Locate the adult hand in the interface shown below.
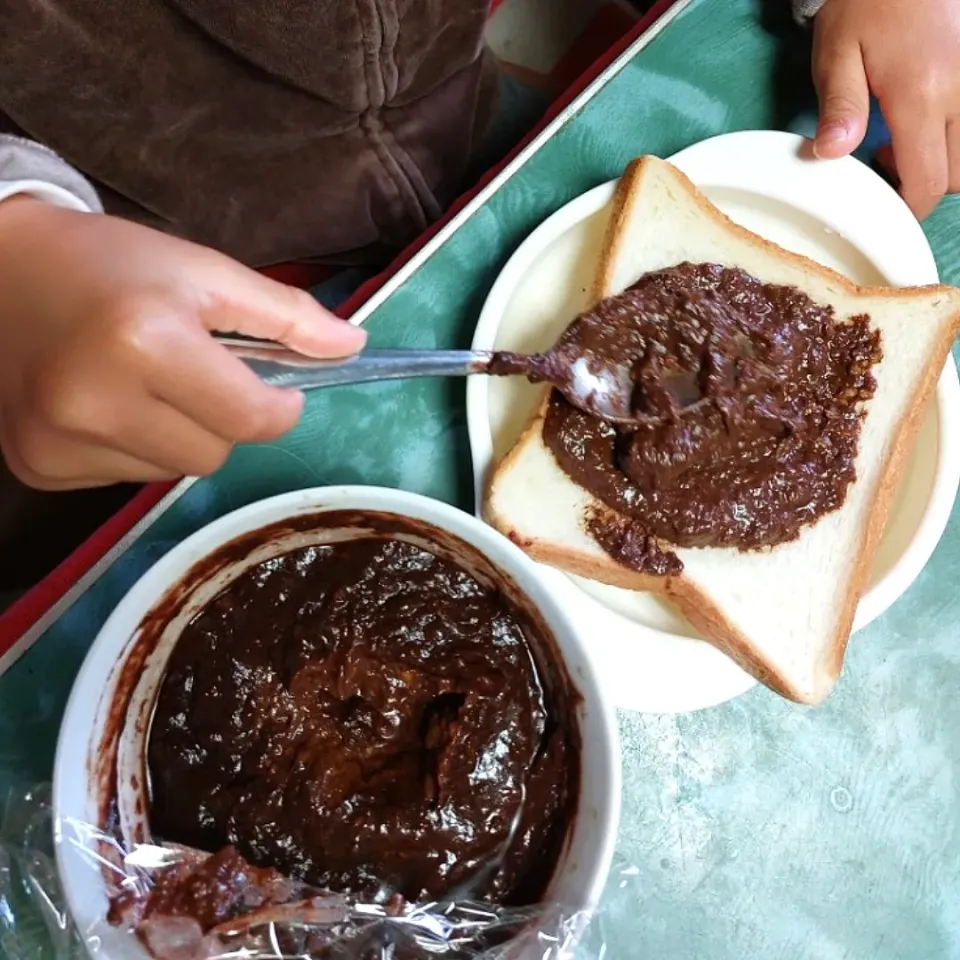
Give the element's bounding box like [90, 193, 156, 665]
[0, 198, 365, 490]
[811, 0, 960, 219]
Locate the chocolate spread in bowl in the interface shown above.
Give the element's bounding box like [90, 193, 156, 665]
[146, 524, 579, 910]
[541, 262, 882, 573]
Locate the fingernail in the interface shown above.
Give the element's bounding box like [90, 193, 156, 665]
[814, 121, 849, 156]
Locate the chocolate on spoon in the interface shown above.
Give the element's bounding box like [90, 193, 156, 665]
[486, 347, 724, 427]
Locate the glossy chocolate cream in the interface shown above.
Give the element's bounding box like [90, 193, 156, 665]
[147, 530, 580, 909]
[539, 262, 882, 573]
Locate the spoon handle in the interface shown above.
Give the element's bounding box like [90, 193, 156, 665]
[219, 338, 493, 390]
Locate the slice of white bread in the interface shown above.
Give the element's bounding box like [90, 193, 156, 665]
[485, 155, 960, 704]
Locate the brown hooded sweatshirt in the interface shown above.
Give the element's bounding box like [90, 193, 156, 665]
[0, 0, 498, 267]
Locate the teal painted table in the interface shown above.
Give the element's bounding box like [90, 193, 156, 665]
[4, 1, 960, 956]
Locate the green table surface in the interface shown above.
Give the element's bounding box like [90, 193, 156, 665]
[5, 0, 960, 956]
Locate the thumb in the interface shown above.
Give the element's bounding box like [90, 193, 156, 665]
[813, 43, 870, 160]
[203, 268, 367, 359]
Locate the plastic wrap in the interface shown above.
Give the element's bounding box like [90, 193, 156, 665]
[0, 784, 605, 960]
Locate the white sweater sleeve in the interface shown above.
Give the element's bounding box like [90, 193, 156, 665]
[0, 134, 102, 213]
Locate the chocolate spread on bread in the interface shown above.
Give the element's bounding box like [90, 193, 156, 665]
[147, 535, 579, 908]
[540, 262, 882, 573]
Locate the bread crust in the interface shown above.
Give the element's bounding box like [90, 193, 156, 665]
[595, 156, 960, 305]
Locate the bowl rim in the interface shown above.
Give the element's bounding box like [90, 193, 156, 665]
[53, 486, 622, 957]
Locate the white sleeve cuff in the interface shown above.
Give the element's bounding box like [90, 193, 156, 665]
[0, 134, 103, 213]
[0, 179, 94, 212]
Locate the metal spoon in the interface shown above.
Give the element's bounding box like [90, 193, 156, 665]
[219, 337, 666, 426]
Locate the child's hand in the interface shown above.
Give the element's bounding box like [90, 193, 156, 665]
[812, 0, 960, 219]
[0, 198, 366, 490]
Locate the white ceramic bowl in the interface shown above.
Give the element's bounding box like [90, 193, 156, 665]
[53, 487, 621, 959]
[468, 131, 960, 714]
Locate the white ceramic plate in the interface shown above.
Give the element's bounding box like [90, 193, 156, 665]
[467, 130, 960, 715]
[53, 488, 621, 959]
